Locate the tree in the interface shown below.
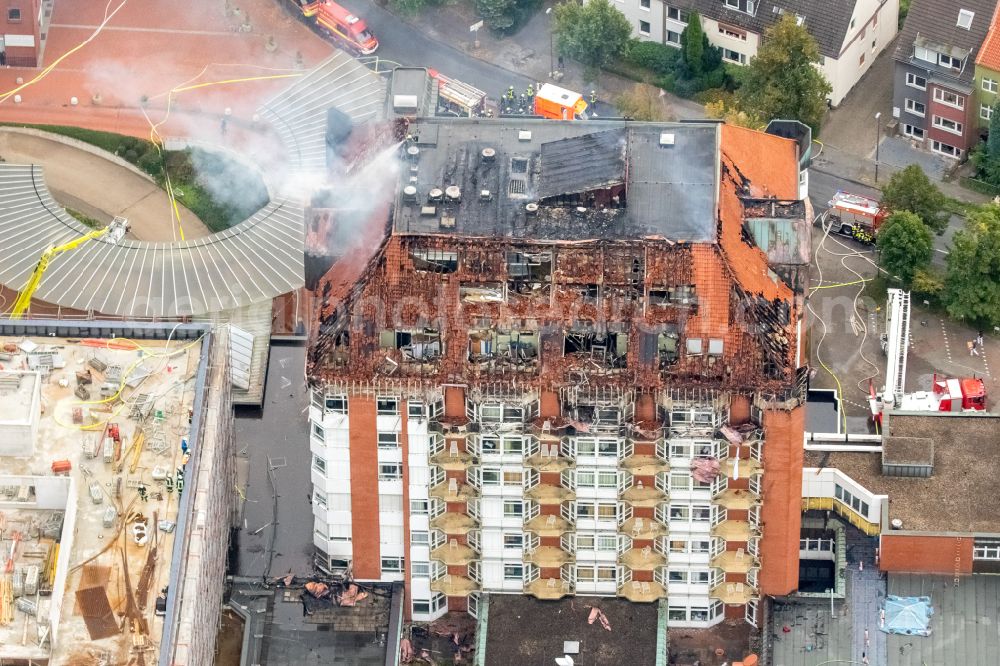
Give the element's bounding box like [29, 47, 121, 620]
[553, 0, 632, 70]
[616, 83, 674, 121]
[876, 211, 933, 284]
[476, 0, 516, 31]
[879, 164, 949, 234]
[736, 13, 831, 134]
[944, 205, 1000, 326]
[970, 101, 1000, 184]
[681, 11, 705, 75]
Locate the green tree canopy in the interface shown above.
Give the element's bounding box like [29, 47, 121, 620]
[476, 0, 516, 31]
[553, 0, 633, 70]
[681, 11, 705, 75]
[876, 211, 933, 285]
[944, 205, 1000, 326]
[736, 13, 831, 134]
[879, 164, 949, 234]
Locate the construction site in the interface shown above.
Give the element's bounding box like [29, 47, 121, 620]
[0, 321, 235, 666]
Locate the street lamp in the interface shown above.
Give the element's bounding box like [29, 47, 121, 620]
[874, 111, 882, 183]
[546, 7, 554, 78]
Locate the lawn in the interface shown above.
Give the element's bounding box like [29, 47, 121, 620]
[2, 124, 269, 233]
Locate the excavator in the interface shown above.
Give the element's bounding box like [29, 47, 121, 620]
[8, 217, 129, 319]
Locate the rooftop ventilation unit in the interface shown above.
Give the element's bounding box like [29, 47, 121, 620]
[525, 202, 538, 215]
[403, 185, 418, 202]
[445, 186, 462, 202]
[428, 188, 444, 202]
[481, 147, 496, 162]
[393, 94, 419, 111]
[518, 130, 532, 142]
[406, 145, 420, 161]
[480, 189, 492, 200]
[659, 133, 675, 146]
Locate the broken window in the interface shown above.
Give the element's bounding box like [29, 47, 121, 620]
[649, 285, 697, 307]
[658, 331, 679, 368]
[468, 330, 538, 363]
[569, 284, 600, 304]
[411, 249, 458, 273]
[460, 282, 504, 303]
[506, 250, 552, 291]
[380, 329, 442, 362]
[563, 330, 628, 368]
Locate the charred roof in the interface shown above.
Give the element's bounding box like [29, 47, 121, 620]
[394, 118, 719, 242]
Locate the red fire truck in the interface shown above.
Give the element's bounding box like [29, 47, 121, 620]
[288, 0, 379, 55]
[823, 190, 890, 245]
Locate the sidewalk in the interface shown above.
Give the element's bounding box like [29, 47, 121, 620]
[388, 1, 705, 118]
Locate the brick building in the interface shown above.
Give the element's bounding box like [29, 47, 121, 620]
[2, 0, 48, 67]
[306, 113, 812, 627]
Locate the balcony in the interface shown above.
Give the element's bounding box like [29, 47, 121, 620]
[431, 574, 479, 596]
[620, 454, 669, 476]
[525, 546, 574, 567]
[710, 581, 756, 605]
[619, 547, 666, 571]
[525, 483, 576, 505]
[429, 480, 478, 502]
[524, 452, 573, 473]
[620, 483, 667, 508]
[712, 520, 753, 541]
[524, 513, 573, 536]
[430, 512, 477, 535]
[714, 488, 760, 510]
[711, 549, 757, 574]
[430, 541, 478, 566]
[429, 447, 475, 471]
[619, 516, 667, 540]
[525, 577, 574, 600]
[723, 458, 761, 478]
[618, 580, 666, 603]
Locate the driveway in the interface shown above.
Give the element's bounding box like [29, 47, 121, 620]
[0, 130, 209, 241]
[820, 38, 896, 155]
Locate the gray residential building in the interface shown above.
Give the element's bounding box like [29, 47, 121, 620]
[892, 0, 996, 158]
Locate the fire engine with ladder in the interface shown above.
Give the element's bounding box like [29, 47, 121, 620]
[286, 0, 379, 55]
[869, 288, 986, 425]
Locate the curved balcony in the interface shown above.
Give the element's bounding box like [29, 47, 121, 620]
[714, 488, 761, 510]
[620, 483, 667, 508]
[619, 516, 667, 540]
[618, 579, 666, 603]
[429, 480, 478, 502]
[711, 519, 753, 542]
[620, 454, 669, 476]
[711, 548, 758, 574]
[429, 448, 476, 471]
[431, 574, 479, 596]
[524, 452, 574, 472]
[524, 546, 574, 567]
[430, 512, 477, 535]
[430, 541, 478, 566]
[524, 513, 573, 536]
[525, 577, 574, 600]
[723, 458, 761, 478]
[710, 581, 756, 605]
[619, 546, 666, 571]
[525, 483, 576, 505]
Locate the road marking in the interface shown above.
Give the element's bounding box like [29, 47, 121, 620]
[50, 23, 239, 36]
[940, 320, 952, 363]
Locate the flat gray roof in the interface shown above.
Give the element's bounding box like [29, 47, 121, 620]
[0, 164, 304, 318]
[394, 118, 719, 242]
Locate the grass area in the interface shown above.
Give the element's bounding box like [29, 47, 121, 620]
[1, 124, 268, 233]
[64, 207, 103, 230]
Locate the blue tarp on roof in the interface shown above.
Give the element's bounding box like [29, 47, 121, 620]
[880, 595, 933, 636]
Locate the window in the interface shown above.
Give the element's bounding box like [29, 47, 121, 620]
[692, 506, 711, 522]
[691, 540, 710, 553]
[325, 395, 347, 413]
[668, 570, 688, 583]
[503, 437, 524, 455]
[597, 503, 617, 520]
[312, 455, 327, 476]
[411, 499, 429, 515]
[670, 472, 691, 491]
[667, 6, 688, 21]
[480, 436, 499, 454]
[932, 140, 960, 156]
[982, 104, 993, 121]
[411, 531, 429, 545]
[933, 88, 964, 109]
[577, 534, 595, 550]
[576, 470, 595, 488]
[984, 78, 998, 93]
[974, 539, 1000, 560]
[578, 503, 595, 519]
[503, 500, 524, 517]
[503, 470, 523, 486]
[503, 533, 524, 548]
[667, 30, 682, 46]
[376, 397, 399, 415]
[596, 566, 617, 581]
[939, 54, 959, 69]
[691, 570, 711, 584]
[957, 8, 974, 29]
[932, 115, 963, 135]
[718, 24, 746, 40]
[724, 0, 755, 16]
[905, 98, 926, 117]
[906, 73, 927, 90]
[503, 563, 524, 580]
[378, 432, 399, 448]
[640, 0, 650, 9]
[708, 339, 724, 355]
[313, 491, 328, 508]
[7, 8, 20, 21]
[381, 557, 404, 573]
[481, 468, 500, 485]
[598, 439, 618, 457]
[914, 46, 936, 64]
[723, 48, 746, 64]
[597, 470, 618, 488]
[902, 124, 925, 139]
[480, 404, 502, 422]
[669, 505, 690, 521]
[311, 422, 325, 442]
[408, 402, 424, 418]
[378, 463, 402, 481]
[412, 562, 431, 577]
[597, 535, 618, 551]
[639, 20, 651, 35]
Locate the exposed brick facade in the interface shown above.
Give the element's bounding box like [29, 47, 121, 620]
[880, 534, 974, 574]
[349, 397, 381, 579]
[759, 405, 806, 596]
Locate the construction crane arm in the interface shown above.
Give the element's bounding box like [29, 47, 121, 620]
[9, 218, 128, 319]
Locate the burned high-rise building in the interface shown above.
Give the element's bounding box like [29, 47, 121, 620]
[306, 110, 811, 628]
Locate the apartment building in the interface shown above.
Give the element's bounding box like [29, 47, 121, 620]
[2, 0, 46, 66]
[974, 7, 1000, 129]
[892, 0, 995, 158]
[306, 108, 813, 626]
[609, 0, 899, 107]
